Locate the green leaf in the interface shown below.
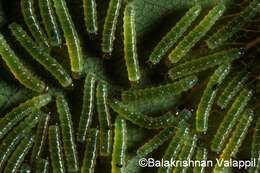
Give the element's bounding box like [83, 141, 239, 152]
[0, 80, 36, 112]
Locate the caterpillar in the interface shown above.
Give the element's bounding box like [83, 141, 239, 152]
[196, 63, 231, 132]
[0, 111, 41, 171]
[124, 94, 181, 115]
[101, 0, 122, 53]
[53, 0, 83, 74]
[39, 0, 62, 46]
[148, 5, 202, 65]
[77, 73, 96, 142]
[110, 99, 176, 129]
[211, 88, 253, 152]
[193, 146, 207, 173]
[221, 109, 254, 158]
[214, 109, 254, 172]
[0, 33, 47, 93]
[112, 117, 127, 173]
[96, 81, 112, 156]
[168, 3, 226, 63]
[207, 0, 260, 49]
[48, 125, 66, 173]
[83, 0, 98, 34]
[173, 134, 198, 173]
[121, 75, 198, 103]
[168, 48, 242, 80]
[137, 109, 191, 157]
[4, 132, 35, 173]
[20, 0, 50, 50]
[217, 70, 250, 109]
[56, 95, 79, 172]
[81, 128, 99, 173]
[0, 94, 51, 140]
[123, 4, 141, 82]
[249, 116, 260, 173]
[30, 113, 50, 163]
[158, 122, 190, 173]
[20, 164, 31, 173]
[35, 159, 49, 173]
[9, 23, 73, 88]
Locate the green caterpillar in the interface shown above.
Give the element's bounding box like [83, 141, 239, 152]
[83, 0, 98, 34]
[4, 132, 35, 173]
[9, 23, 72, 88]
[168, 48, 242, 80]
[0, 33, 47, 92]
[169, 3, 226, 63]
[81, 129, 99, 173]
[110, 100, 176, 129]
[21, 0, 50, 50]
[102, 0, 122, 53]
[214, 109, 253, 172]
[97, 81, 112, 156]
[137, 109, 191, 157]
[196, 63, 231, 132]
[53, 0, 83, 74]
[211, 88, 253, 152]
[48, 125, 66, 173]
[112, 117, 127, 173]
[158, 122, 190, 173]
[217, 70, 249, 109]
[0, 94, 51, 140]
[0, 111, 41, 171]
[123, 4, 141, 82]
[148, 5, 202, 65]
[77, 73, 96, 142]
[56, 95, 79, 172]
[39, 0, 62, 46]
[30, 113, 50, 163]
[173, 134, 197, 173]
[122, 75, 198, 102]
[220, 109, 254, 158]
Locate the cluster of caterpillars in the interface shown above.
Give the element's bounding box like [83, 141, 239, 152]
[0, 0, 259, 172]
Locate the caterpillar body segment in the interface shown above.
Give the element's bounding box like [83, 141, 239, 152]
[169, 4, 226, 63]
[53, 0, 84, 73]
[123, 4, 141, 82]
[168, 48, 242, 80]
[97, 82, 112, 156]
[4, 132, 35, 173]
[217, 71, 249, 109]
[110, 100, 177, 129]
[0, 94, 51, 140]
[39, 0, 62, 46]
[0, 33, 47, 92]
[196, 63, 231, 132]
[9, 23, 72, 88]
[56, 95, 79, 172]
[148, 5, 202, 64]
[111, 117, 127, 173]
[101, 0, 122, 53]
[21, 0, 50, 50]
[211, 88, 253, 152]
[77, 73, 96, 142]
